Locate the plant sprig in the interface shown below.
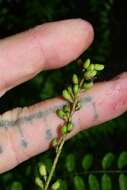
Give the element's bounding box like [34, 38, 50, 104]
[35, 58, 104, 190]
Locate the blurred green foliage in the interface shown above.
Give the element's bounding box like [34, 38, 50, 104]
[0, 0, 127, 189]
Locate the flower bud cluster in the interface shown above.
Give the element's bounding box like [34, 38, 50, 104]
[83, 59, 104, 90]
[52, 58, 104, 148]
[37, 58, 105, 190]
[83, 58, 104, 80]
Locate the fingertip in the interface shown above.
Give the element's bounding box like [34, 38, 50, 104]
[34, 19, 94, 70]
[60, 18, 94, 66]
[76, 18, 94, 48]
[64, 18, 94, 61]
[0, 19, 94, 95]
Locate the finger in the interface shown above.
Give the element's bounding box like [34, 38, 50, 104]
[0, 19, 94, 96]
[0, 72, 127, 173]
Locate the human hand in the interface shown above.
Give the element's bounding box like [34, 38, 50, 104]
[0, 19, 127, 173]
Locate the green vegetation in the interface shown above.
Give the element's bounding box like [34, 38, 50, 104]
[0, 0, 127, 189]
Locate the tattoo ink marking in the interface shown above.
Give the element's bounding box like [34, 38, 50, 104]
[0, 146, 3, 154]
[81, 96, 99, 121]
[81, 96, 92, 106]
[92, 102, 99, 120]
[0, 103, 65, 128]
[0, 96, 93, 128]
[16, 123, 28, 148]
[46, 129, 52, 141]
[21, 139, 28, 148]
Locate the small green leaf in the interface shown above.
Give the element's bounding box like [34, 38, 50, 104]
[65, 153, 75, 172]
[82, 154, 93, 171]
[58, 180, 67, 190]
[102, 152, 114, 170]
[88, 174, 100, 190]
[2, 172, 13, 183]
[11, 182, 23, 190]
[51, 180, 60, 190]
[35, 177, 44, 189]
[73, 176, 86, 190]
[119, 174, 127, 190]
[118, 152, 127, 169]
[43, 158, 52, 174]
[101, 174, 112, 190]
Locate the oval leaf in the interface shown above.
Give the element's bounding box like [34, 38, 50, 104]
[73, 176, 86, 190]
[102, 153, 114, 170]
[82, 154, 93, 171]
[59, 179, 67, 190]
[51, 180, 60, 190]
[88, 174, 100, 190]
[65, 154, 75, 172]
[11, 182, 23, 190]
[101, 174, 112, 190]
[118, 152, 127, 169]
[119, 174, 127, 190]
[2, 173, 13, 183]
[44, 158, 52, 173]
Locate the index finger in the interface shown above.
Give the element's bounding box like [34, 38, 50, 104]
[0, 19, 94, 96]
[0, 73, 126, 173]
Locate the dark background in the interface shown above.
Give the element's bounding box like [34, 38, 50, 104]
[0, 0, 127, 189]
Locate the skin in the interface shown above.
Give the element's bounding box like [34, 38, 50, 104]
[0, 19, 127, 174]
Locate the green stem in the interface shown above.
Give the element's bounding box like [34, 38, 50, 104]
[42, 61, 103, 190]
[80, 78, 85, 89]
[44, 79, 83, 190]
[44, 137, 65, 190]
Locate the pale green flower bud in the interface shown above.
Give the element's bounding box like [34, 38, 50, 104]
[67, 123, 74, 132]
[83, 58, 90, 69]
[67, 86, 74, 97]
[51, 180, 60, 190]
[72, 74, 79, 84]
[84, 70, 97, 79]
[56, 109, 65, 119]
[62, 89, 73, 102]
[63, 105, 70, 113]
[83, 81, 93, 90]
[61, 125, 67, 135]
[52, 138, 58, 147]
[73, 84, 79, 95]
[87, 64, 95, 71]
[35, 177, 44, 189]
[94, 64, 105, 71]
[39, 163, 47, 177]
